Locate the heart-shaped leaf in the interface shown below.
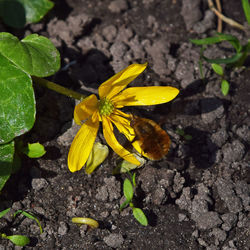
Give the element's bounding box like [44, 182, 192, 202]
[0, 33, 60, 77]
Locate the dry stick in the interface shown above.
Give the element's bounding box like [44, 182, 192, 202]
[215, 0, 222, 32]
[207, 0, 245, 31]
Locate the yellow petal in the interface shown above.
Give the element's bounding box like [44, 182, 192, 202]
[98, 63, 148, 100]
[112, 86, 179, 107]
[109, 110, 135, 141]
[74, 94, 98, 125]
[102, 117, 140, 166]
[68, 112, 99, 172]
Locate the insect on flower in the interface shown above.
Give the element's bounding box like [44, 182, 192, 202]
[68, 63, 179, 173]
[130, 116, 171, 161]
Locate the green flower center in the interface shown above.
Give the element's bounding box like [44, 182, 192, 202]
[98, 98, 114, 116]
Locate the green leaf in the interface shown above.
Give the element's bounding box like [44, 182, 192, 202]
[190, 33, 242, 52]
[211, 63, 224, 76]
[0, 0, 54, 28]
[22, 142, 46, 158]
[13, 210, 43, 234]
[202, 53, 243, 65]
[123, 178, 133, 202]
[242, 0, 250, 24]
[0, 141, 14, 191]
[0, 53, 35, 144]
[132, 208, 148, 226]
[0, 208, 10, 218]
[0, 32, 60, 77]
[6, 235, 30, 246]
[221, 79, 230, 96]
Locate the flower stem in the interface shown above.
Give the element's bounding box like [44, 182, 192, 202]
[32, 76, 86, 100]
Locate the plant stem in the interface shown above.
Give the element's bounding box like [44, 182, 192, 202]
[215, 0, 222, 32]
[32, 76, 86, 101]
[207, 0, 245, 31]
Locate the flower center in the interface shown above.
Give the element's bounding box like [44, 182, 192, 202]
[98, 98, 114, 116]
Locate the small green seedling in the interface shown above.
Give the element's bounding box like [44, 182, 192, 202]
[211, 64, 230, 96]
[0, 208, 43, 247]
[190, 0, 250, 95]
[175, 128, 192, 141]
[120, 172, 148, 226]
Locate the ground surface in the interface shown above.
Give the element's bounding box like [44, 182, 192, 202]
[0, 0, 249, 249]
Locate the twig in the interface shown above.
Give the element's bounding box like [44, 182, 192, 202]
[207, 0, 245, 31]
[215, 0, 222, 32]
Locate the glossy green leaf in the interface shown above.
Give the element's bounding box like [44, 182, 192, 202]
[0, 0, 54, 28]
[211, 63, 224, 76]
[132, 208, 148, 226]
[0, 208, 10, 218]
[221, 80, 230, 96]
[242, 0, 250, 24]
[6, 235, 30, 246]
[0, 53, 35, 144]
[123, 178, 133, 202]
[0, 141, 14, 191]
[0, 32, 60, 77]
[22, 142, 46, 158]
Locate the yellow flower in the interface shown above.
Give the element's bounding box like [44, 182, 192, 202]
[68, 63, 179, 172]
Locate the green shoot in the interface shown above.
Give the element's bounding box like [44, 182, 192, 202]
[175, 128, 192, 141]
[242, 0, 250, 24]
[13, 210, 43, 234]
[0, 208, 43, 246]
[120, 173, 148, 226]
[1, 234, 30, 247]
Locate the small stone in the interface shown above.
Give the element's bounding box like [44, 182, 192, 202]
[211, 128, 228, 147]
[222, 140, 245, 163]
[221, 213, 237, 231]
[209, 228, 227, 245]
[31, 178, 48, 191]
[79, 225, 88, 237]
[103, 233, 124, 248]
[215, 178, 243, 213]
[102, 25, 117, 42]
[95, 186, 108, 202]
[178, 213, 189, 222]
[58, 221, 68, 236]
[195, 211, 222, 230]
[108, 0, 128, 13]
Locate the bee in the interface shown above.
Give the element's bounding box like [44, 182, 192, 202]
[130, 116, 171, 160]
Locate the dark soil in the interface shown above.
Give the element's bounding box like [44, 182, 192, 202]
[0, 0, 249, 249]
